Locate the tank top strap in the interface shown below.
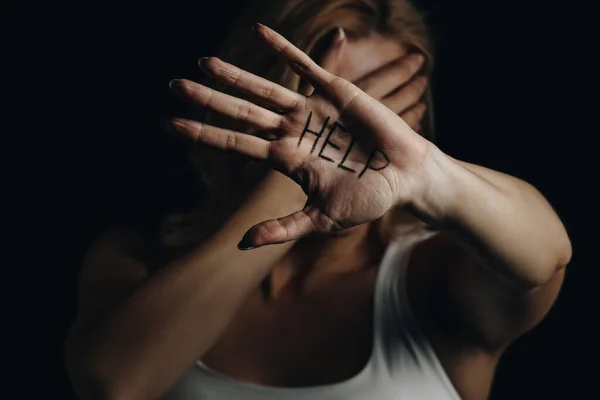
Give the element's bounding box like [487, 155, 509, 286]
[370, 228, 439, 368]
[374, 227, 461, 399]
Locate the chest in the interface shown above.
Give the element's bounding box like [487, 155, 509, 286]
[200, 269, 377, 388]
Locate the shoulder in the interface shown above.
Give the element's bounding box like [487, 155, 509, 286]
[91, 225, 145, 249]
[407, 228, 565, 350]
[82, 225, 149, 267]
[84, 221, 171, 272]
[79, 224, 152, 282]
[72, 226, 155, 329]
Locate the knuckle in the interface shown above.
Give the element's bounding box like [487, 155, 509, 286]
[289, 94, 303, 110]
[325, 76, 351, 95]
[261, 83, 274, 99]
[297, 55, 312, 72]
[268, 114, 283, 130]
[278, 40, 290, 54]
[226, 68, 242, 87]
[224, 132, 237, 151]
[259, 220, 286, 242]
[236, 101, 251, 121]
[201, 89, 214, 107]
[193, 123, 204, 142]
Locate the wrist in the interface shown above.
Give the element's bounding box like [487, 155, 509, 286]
[402, 144, 461, 228]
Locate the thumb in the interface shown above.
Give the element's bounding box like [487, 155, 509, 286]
[299, 27, 347, 96]
[237, 208, 318, 250]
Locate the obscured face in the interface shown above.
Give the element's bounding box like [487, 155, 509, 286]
[330, 32, 408, 81]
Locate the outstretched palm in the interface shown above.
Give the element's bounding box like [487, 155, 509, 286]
[165, 23, 434, 248]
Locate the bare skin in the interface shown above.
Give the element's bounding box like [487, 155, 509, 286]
[65, 26, 571, 400]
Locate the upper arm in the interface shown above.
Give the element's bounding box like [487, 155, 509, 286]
[68, 226, 150, 335]
[64, 228, 153, 397]
[424, 232, 566, 352]
[424, 158, 570, 350]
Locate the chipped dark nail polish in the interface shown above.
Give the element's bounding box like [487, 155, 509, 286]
[237, 240, 256, 250]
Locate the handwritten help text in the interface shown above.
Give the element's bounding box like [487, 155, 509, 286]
[297, 112, 390, 178]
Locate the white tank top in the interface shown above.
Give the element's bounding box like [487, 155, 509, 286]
[162, 229, 462, 399]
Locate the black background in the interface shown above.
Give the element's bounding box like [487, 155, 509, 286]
[6, 0, 596, 398]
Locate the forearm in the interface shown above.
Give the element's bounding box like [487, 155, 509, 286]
[70, 170, 307, 400]
[409, 145, 572, 289]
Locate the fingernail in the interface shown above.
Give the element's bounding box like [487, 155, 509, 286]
[237, 240, 255, 250]
[169, 79, 180, 89]
[198, 57, 208, 68]
[414, 53, 425, 66]
[161, 118, 176, 135]
[253, 22, 263, 31]
[334, 27, 346, 44]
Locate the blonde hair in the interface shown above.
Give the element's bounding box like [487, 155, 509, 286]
[161, 0, 435, 251]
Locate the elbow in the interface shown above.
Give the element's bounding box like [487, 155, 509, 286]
[556, 230, 573, 270]
[65, 331, 142, 400]
[527, 233, 572, 289]
[540, 194, 574, 281]
[68, 380, 133, 400]
[544, 227, 572, 281]
[66, 361, 142, 400]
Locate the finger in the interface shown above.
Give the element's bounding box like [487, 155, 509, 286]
[399, 102, 427, 130]
[297, 80, 313, 97]
[198, 57, 303, 111]
[382, 76, 428, 114]
[163, 117, 271, 161]
[254, 23, 334, 89]
[170, 79, 283, 132]
[299, 27, 347, 96]
[237, 209, 317, 249]
[355, 53, 425, 99]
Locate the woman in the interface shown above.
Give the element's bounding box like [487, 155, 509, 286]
[65, 1, 572, 399]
